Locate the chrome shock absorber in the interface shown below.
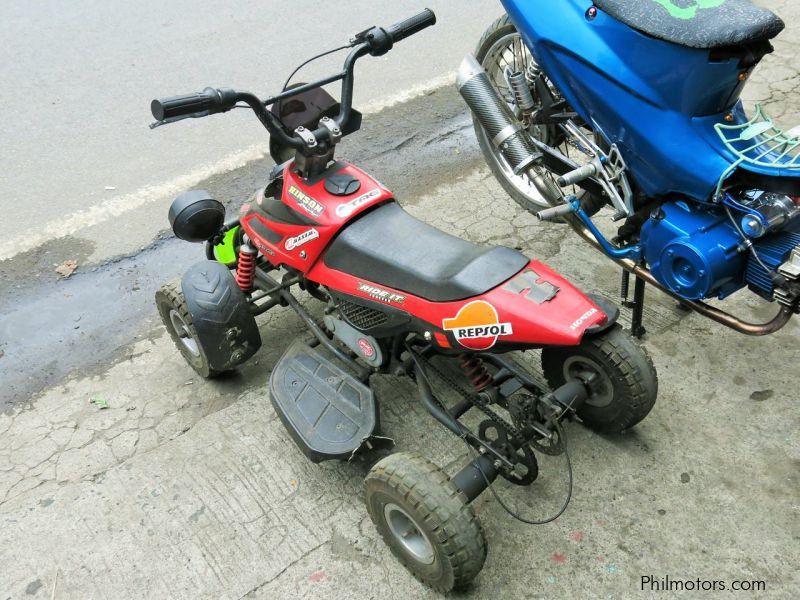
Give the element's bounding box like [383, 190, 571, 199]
[507, 69, 536, 114]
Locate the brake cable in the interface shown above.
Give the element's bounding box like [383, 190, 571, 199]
[274, 43, 354, 124]
[281, 44, 353, 93]
[409, 344, 575, 525]
[463, 424, 574, 525]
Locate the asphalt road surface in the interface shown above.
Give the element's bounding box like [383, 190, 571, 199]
[0, 0, 497, 262]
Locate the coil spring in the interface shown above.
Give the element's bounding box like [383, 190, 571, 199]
[508, 70, 535, 113]
[460, 355, 492, 392]
[235, 244, 257, 292]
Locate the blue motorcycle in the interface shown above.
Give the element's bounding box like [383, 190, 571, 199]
[460, 0, 799, 337]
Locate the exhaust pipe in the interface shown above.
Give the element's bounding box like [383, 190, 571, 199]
[457, 53, 562, 204]
[457, 54, 540, 174]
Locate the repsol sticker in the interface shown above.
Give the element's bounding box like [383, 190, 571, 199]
[285, 228, 320, 251]
[442, 301, 513, 350]
[357, 283, 406, 305]
[336, 189, 381, 218]
[569, 308, 599, 331]
[287, 185, 325, 217]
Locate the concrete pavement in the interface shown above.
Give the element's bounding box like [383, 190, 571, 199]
[1, 0, 799, 598]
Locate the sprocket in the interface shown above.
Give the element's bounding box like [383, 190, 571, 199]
[478, 420, 539, 485]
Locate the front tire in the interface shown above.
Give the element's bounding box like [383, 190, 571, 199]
[364, 453, 486, 592]
[541, 325, 657, 433]
[155, 280, 220, 379]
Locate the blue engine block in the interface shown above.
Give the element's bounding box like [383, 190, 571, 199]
[641, 201, 747, 300]
[642, 201, 800, 301]
[746, 230, 800, 299]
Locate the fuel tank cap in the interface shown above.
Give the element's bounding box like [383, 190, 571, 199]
[324, 174, 361, 196]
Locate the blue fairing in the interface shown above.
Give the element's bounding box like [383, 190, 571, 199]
[501, 0, 798, 201]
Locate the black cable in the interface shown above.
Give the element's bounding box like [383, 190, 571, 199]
[724, 204, 773, 274]
[281, 44, 352, 93]
[272, 43, 352, 129]
[405, 343, 574, 525]
[462, 423, 573, 525]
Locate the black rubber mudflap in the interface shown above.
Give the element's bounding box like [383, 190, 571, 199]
[181, 260, 261, 372]
[270, 341, 377, 463]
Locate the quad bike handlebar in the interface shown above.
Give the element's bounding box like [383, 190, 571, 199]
[150, 9, 436, 152]
[385, 8, 437, 44]
[151, 87, 238, 121]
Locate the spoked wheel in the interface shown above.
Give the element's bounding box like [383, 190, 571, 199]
[155, 280, 219, 378]
[474, 15, 605, 216]
[541, 325, 658, 433]
[364, 452, 486, 592]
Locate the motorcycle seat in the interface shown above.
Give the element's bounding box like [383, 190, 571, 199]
[323, 202, 528, 302]
[594, 0, 784, 50]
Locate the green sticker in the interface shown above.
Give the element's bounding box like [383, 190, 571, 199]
[213, 226, 240, 265]
[652, 0, 726, 20]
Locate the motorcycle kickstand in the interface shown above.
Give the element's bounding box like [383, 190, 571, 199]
[620, 270, 647, 339]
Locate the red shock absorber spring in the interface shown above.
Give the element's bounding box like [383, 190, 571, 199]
[235, 244, 257, 292]
[460, 355, 492, 392]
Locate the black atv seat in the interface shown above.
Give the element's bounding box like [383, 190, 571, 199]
[324, 202, 528, 302]
[594, 0, 784, 49]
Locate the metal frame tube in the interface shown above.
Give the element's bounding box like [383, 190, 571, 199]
[525, 166, 794, 336]
[451, 455, 499, 503]
[255, 268, 372, 380]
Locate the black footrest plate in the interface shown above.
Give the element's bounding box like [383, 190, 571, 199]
[270, 341, 377, 463]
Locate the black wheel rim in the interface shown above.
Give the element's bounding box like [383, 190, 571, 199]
[563, 355, 614, 408]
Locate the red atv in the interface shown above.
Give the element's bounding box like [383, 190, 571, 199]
[151, 10, 657, 592]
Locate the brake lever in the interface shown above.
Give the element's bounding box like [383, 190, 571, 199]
[350, 27, 373, 45]
[149, 110, 213, 129]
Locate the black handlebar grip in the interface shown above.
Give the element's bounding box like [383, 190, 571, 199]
[386, 8, 436, 44]
[151, 87, 237, 121]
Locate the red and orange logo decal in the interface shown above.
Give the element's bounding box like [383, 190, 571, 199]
[442, 301, 513, 350]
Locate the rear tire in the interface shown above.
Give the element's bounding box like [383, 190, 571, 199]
[155, 280, 220, 379]
[364, 452, 486, 592]
[474, 15, 605, 217]
[541, 325, 657, 433]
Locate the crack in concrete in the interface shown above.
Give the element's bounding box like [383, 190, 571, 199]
[238, 540, 328, 599]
